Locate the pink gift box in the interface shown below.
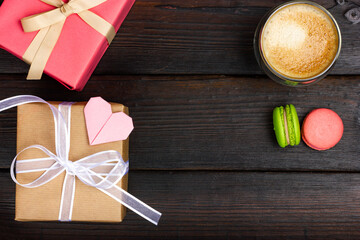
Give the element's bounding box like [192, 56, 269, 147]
[0, 0, 135, 91]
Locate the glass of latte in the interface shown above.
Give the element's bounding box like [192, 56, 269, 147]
[254, 1, 341, 86]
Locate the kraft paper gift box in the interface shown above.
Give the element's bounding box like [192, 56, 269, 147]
[15, 101, 129, 222]
[0, 0, 135, 91]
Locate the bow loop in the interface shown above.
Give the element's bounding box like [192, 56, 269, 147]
[73, 151, 129, 190]
[21, 8, 67, 32]
[11, 144, 66, 188]
[41, 0, 64, 8]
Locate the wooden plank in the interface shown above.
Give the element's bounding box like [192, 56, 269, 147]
[2, 170, 360, 239]
[0, 75, 358, 171]
[0, 0, 359, 75]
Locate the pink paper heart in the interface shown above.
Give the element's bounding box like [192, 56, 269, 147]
[84, 97, 134, 145]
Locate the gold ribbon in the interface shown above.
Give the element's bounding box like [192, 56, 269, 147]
[21, 0, 116, 80]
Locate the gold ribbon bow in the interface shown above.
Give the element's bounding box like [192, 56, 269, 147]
[21, 0, 116, 80]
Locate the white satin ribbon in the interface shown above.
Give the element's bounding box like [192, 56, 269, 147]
[0, 95, 161, 225]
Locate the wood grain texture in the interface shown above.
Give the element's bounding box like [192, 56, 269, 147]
[2, 170, 360, 239]
[1, 0, 360, 238]
[0, 0, 360, 75]
[0, 75, 358, 171]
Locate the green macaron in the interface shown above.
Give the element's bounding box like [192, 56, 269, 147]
[273, 104, 301, 148]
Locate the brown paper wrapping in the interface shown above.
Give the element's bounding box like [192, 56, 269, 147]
[15, 101, 129, 222]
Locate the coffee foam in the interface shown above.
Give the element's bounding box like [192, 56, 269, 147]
[261, 4, 339, 79]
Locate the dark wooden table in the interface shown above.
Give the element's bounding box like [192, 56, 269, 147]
[1, 0, 360, 239]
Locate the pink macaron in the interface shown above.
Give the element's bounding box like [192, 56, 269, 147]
[302, 108, 343, 150]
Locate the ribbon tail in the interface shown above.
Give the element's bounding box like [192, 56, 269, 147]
[78, 10, 115, 44]
[58, 172, 76, 221]
[26, 20, 65, 80]
[100, 185, 162, 225]
[23, 27, 49, 66]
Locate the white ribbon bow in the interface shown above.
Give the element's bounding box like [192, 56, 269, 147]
[0, 95, 161, 225]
